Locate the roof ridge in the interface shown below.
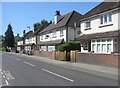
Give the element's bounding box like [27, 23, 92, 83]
[65, 11, 75, 26]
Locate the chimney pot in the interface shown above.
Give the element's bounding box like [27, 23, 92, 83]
[55, 11, 60, 15]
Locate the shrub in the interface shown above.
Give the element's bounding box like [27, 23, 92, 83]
[57, 41, 80, 52]
[0, 47, 6, 51]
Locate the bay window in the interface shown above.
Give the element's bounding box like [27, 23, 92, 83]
[91, 38, 114, 53]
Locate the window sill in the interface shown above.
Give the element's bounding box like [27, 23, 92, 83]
[60, 35, 64, 37]
[52, 36, 57, 38]
[45, 38, 48, 39]
[99, 24, 113, 28]
[84, 28, 91, 31]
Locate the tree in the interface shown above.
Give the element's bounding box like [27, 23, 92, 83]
[33, 19, 52, 31]
[40, 19, 48, 25]
[57, 41, 81, 52]
[4, 24, 15, 49]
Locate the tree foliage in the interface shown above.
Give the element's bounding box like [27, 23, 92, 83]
[57, 41, 81, 52]
[4, 24, 15, 48]
[33, 19, 52, 31]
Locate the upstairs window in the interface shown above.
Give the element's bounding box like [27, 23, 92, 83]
[60, 29, 64, 36]
[41, 35, 43, 40]
[100, 13, 112, 25]
[108, 13, 112, 22]
[52, 31, 57, 38]
[104, 14, 107, 23]
[85, 21, 91, 29]
[100, 15, 103, 24]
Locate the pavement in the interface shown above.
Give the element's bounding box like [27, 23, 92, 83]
[9, 52, 118, 80]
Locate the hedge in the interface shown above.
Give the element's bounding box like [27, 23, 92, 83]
[57, 41, 80, 52]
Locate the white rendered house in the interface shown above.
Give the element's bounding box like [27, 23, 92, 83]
[38, 11, 82, 51]
[23, 31, 36, 51]
[17, 37, 23, 51]
[76, 2, 120, 54]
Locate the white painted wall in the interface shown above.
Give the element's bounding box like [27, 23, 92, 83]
[80, 9, 119, 53]
[17, 40, 23, 45]
[118, 8, 120, 30]
[81, 9, 119, 35]
[40, 27, 66, 42]
[25, 37, 36, 44]
[40, 26, 80, 43]
[17, 47, 21, 51]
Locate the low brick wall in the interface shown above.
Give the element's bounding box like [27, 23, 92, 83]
[33, 51, 55, 59]
[76, 52, 119, 68]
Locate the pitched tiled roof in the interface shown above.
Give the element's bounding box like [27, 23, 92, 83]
[40, 10, 83, 33]
[34, 23, 50, 35]
[81, 2, 120, 19]
[24, 31, 34, 39]
[38, 39, 64, 45]
[76, 30, 120, 40]
[17, 37, 24, 41]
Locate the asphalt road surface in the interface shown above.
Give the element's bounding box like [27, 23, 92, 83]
[1, 52, 118, 86]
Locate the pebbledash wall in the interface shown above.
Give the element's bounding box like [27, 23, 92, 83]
[76, 52, 119, 68]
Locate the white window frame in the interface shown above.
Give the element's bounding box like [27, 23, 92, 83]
[52, 31, 57, 38]
[85, 21, 91, 29]
[60, 29, 64, 36]
[91, 38, 113, 53]
[41, 35, 43, 40]
[100, 13, 112, 25]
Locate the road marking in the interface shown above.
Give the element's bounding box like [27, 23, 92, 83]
[42, 69, 74, 82]
[3, 70, 15, 80]
[5, 80, 9, 85]
[16, 58, 21, 61]
[23, 61, 35, 67]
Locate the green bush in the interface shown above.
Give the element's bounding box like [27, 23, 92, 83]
[0, 47, 6, 51]
[57, 41, 80, 52]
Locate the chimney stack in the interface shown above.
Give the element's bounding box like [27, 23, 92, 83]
[55, 11, 60, 16]
[54, 11, 62, 24]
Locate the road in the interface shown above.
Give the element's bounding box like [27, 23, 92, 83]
[1, 52, 118, 86]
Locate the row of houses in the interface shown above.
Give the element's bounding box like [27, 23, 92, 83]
[17, 2, 120, 55]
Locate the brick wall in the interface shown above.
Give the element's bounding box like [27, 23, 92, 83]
[33, 51, 55, 59]
[76, 52, 119, 68]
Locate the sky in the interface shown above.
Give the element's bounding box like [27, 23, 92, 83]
[1, 2, 101, 36]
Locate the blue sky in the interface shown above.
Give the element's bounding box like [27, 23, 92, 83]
[2, 2, 101, 36]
